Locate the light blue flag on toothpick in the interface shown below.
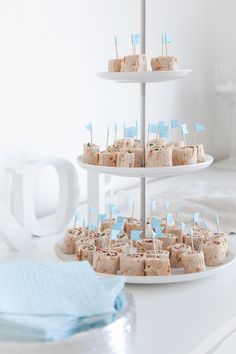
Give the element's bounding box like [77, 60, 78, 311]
[131, 34, 140, 45]
[149, 123, 158, 134]
[98, 214, 107, 223]
[151, 199, 156, 211]
[117, 216, 126, 224]
[166, 213, 174, 225]
[165, 32, 172, 44]
[181, 123, 189, 135]
[194, 122, 206, 133]
[88, 224, 96, 231]
[109, 203, 117, 217]
[89, 207, 96, 214]
[112, 222, 124, 231]
[158, 121, 165, 127]
[85, 122, 92, 132]
[152, 218, 161, 230]
[74, 211, 80, 227]
[171, 119, 181, 129]
[159, 125, 170, 139]
[155, 225, 165, 238]
[193, 212, 200, 224]
[131, 230, 142, 241]
[114, 123, 118, 134]
[124, 126, 137, 138]
[111, 229, 120, 241]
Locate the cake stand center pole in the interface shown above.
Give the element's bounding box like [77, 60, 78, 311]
[140, 0, 146, 237]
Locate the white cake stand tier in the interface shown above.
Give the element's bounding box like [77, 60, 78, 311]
[97, 70, 192, 83]
[55, 242, 236, 285]
[77, 154, 214, 178]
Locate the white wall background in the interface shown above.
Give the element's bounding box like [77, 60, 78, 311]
[0, 0, 234, 217]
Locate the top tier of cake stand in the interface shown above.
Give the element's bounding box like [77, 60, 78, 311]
[97, 69, 192, 83]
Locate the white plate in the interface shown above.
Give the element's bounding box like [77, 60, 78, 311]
[97, 70, 192, 83]
[55, 242, 236, 285]
[77, 154, 214, 178]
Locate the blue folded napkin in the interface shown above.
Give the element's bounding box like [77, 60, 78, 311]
[0, 260, 125, 342]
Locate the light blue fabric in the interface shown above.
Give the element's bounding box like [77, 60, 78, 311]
[0, 260, 125, 342]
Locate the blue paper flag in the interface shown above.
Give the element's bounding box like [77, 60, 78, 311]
[171, 119, 181, 129]
[181, 123, 189, 135]
[193, 212, 200, 224]
[151, 218, 161, 230]
[98, 214, 107, 223]
[181, 222, 185, 233]
[162, 32, 172, 44]
[149, 123, 158, 133]
[165, 33, 172, 44]
[88, 224, 96, 231]
[124, 126, 137, 138]
[85, 122, 92, 132]
[117, 216, 126, 224]
[131, 230, 142, 241]
[89, 207, 96, 214]
[112, 223, 124, 231]
[151, 200, 156, 210]
[166, 213, 174, 225]
[131, 34, 140, 45]
[114, 123, 118, 134]
[194, 122, 206, 133]
[109, 204, 117, 215]
[110, 229, 120, 241]
[159, 125, 169, 139]
[158, 121, 165, 127]
[155, 225, 165, 238]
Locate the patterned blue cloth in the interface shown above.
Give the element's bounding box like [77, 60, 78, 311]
[0, 260, 125, 342]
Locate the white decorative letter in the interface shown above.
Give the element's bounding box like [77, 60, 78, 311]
[7, 157, 79, 237]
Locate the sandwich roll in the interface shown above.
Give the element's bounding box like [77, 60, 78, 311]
[121, 55, 147, 72]
[93, 250, 119, 274]
[172, 145, 197, 166]
[202, 240, 225, 266]
[170, 243, 192, 268]
[151, 56, 178, 71]
[83, 143, 99, 165]
[98, 152, 116, 167]
[121, 254, 145, 276]
[77, 244, 96, 266]
[182, 250, 205, 273]
[145, 255, 171, 276]
[146, 147, 172, 167]
[108, 58, 122, 72]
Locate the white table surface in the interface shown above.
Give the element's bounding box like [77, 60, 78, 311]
[0, 233, 236, 354]
[1, 166, 236, 354]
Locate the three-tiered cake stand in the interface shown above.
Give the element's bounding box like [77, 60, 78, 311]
[56, 0, 236, 284]
[79, 0, 213, 236]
